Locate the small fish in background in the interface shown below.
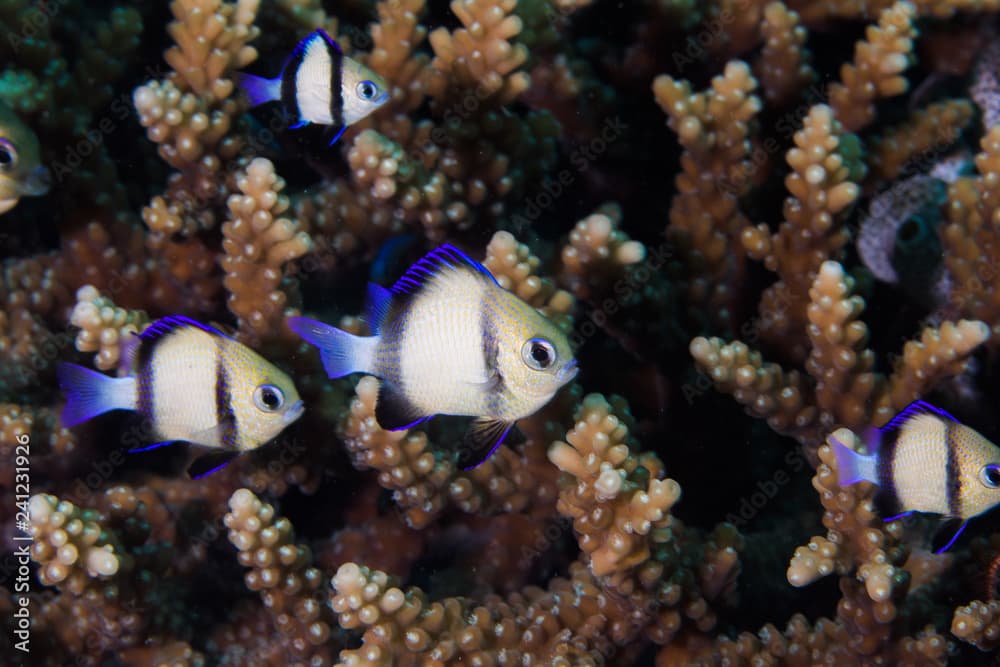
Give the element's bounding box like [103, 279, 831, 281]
[0, 102, 49, 215]
[237, 29, 390, 146]
[288, 245, 579, 469]
[832, 400, 1000, 553]
[58, 316, 304, 478]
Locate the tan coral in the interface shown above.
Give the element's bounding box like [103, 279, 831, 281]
[952, 600, 1000, 651]
[221, 158, 312, 340]
[224, 488, 336, 665]
[28, 493, 123, 594]
[868, 99, 973, 183]
[484, 230, 575, 332]
[338, 376, 559, 529]
[756, 2, 815, 107]
[741, 105, 860, 360]
[692, 261, 990, 455]
[69, 285, 150, 371]
[828, 1, 916, 133]
[428, 0, 530, 105]
[558, 204, 646, 301]
[654, 60, 760, 331]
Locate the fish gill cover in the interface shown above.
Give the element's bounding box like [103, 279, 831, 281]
[5, 0, 1000, 665]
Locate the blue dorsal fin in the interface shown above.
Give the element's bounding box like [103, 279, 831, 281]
[139, 315, 234, 343]
[390, 244, 499, 297]
[880, 400, 957, 434]
[365, 283, 393, 334]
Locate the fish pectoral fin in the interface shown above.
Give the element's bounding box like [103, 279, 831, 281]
[187, 421, 238, 449]
[374, 381, 427, 430]
[464, 369, 502, 393]
[187, 450, 240, 479]
[458, 418, 514, 470]
[932, 517, 969, 554]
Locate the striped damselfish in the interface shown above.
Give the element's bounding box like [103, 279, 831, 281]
[288, 245, 579, 469]
[832, 400, 1000, 552]
[237, 29, 390, 145]
[57, 316, 304, 478]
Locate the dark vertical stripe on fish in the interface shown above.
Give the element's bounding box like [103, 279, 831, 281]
[282, 44, 306, 123]
[479, 296, 503, 414]
[215, 342, 237, 450]
[875, 426, 902, 516]
[328, 40, 344, 127]
[945, 421, 961, 517]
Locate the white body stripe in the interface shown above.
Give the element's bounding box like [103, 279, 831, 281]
[295, 36, 334, 124]
[397, 269, 492, 416]
[892, 414, 950, 514]
[149, 328, 223, 446]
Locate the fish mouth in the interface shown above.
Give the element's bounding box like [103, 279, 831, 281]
[558, 359, 579, 383]
[284, 399, 305, 424]
[375, 90, 390, 105]
[19, 165, 50, 196]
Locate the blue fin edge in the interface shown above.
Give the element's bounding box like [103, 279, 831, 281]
[881, 399, 958, 433]
[390, 244, 499, 296]
[140, 315, 233, 342]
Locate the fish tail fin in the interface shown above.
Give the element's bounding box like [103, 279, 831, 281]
[236, 73, 281, 107]
[830, 432, 878, 486]
[286, 316, 375, 378]
[57, 362, 137, 427]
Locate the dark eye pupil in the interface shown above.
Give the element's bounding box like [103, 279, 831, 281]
[989, 467, 1000, 485]
[262, 389, 278, 408]
[363, 84, 373, 97]
[0, 148, 12, 165]
[532, 344, 549, 363]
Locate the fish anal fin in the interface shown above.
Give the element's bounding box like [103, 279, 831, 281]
[188, 450, 240, 479]
[328, 125, 347, 146]
[129, 440, 180, 454]
[458, 418, 514, 470]
[374, 382, 427, 431]
[932, 517, 969, 554]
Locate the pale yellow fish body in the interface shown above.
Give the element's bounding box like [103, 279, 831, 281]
[391, 266, 575, 421]
[890, 413, 1000, 520]
[143, 326, 303, 451]
[0, 103, 48, 215]
[288, 245, 577, 468]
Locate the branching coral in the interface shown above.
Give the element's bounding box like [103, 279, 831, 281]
[69, 284, 150, 371]
[741, 105, 861, 360]
[654, 60, 760, 332]
[692, 261, 989, 455]
[221, 157, 312, 341]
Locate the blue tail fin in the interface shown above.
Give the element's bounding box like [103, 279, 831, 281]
[830, 433, 878, 486]
[57, 363, 137, 427]
[286, 316, 375, 378]
[236, 73, 281, 107]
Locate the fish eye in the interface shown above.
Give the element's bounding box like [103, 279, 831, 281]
[0, 139, 17, 171]
[982, 465, 1000, 489]
[253, 384, 285, 412]
[356, 80, 379, 101]
[522, 338, 556, 371]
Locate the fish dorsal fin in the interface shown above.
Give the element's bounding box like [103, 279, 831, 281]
[293, 29, 341, 65]
[365, 283, 393, 335]
[390, 245, 499, 297]
[138, 315, 233, 343]
[880, 399, 957, 436]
